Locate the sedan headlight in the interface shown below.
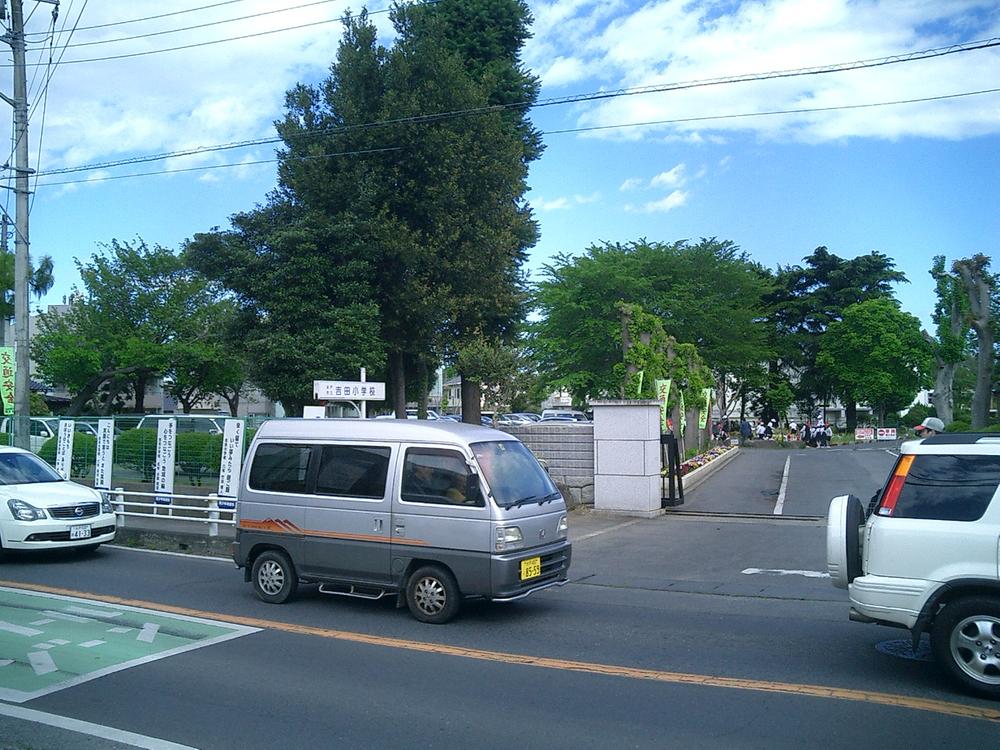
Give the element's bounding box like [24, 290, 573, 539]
[99, 492, 113, 514]
[7, 498, 46, 521]
[495, 525, 523, 552]
[558, 515, 568, 537]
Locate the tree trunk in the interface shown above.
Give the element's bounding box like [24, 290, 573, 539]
[133, 374, 149, 413]
[461, 376, 481, 425]
[845, 402, 857, 431]
[932, 361, 956, 425]
[389, 350, 406, 418]
[955, 256, 994, 429]
[416, 359, 429, 419]
[224, 393, 240, 416]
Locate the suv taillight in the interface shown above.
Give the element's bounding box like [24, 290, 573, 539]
[877, 454, 914, 517]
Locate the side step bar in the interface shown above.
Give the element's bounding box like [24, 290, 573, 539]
[318, 583, 389, 601]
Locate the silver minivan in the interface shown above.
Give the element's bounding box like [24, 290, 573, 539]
[232, 419, 572, 623]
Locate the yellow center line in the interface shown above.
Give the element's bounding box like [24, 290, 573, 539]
[4, 579, 998, 724]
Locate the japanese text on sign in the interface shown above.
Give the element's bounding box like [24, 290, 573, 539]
[55, 420, 75, 479]
[0, 346, 14, 416]
[217, 419, 245, 509]
[94, 419, 114, 490]
[154, 419, 176, 505]
[313, 380, 386, 401]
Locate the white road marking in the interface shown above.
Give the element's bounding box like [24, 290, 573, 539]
[572, 518, 644, 542]
[0, 659, 13, 667]
[0, 702, 198, 750]
[32, 643, 56, 650]
[66, 605, 121, 618]
[742, 567, 831, 579]
[108, 544, 233, 563]
[773, 456, 790, 515]
[29, 618, 55, 625]
[0, 620, 43, 637]
[42, 610, 93, 622]
[79, 640, 106, 648]
[108, 626, 132, 633]
[28, 650, 57, 675]
[137, 623, 160, 643]
[49, 639, 71, 645]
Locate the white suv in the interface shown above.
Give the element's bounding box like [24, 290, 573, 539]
[827, 433, 1000, 699]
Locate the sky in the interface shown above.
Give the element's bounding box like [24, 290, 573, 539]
[6, 0, 1000, 333]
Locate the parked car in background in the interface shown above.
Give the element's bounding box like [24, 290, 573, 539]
[136, 414, 226, 434]
[0, 446, 116, 552]
[512, 413, 541, 423]
[540, 409, 589, 422]
[373, 409, 441, 421]
[0, 417, 58, 452]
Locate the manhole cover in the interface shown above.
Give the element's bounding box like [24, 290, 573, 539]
[875, 637, 933, 662]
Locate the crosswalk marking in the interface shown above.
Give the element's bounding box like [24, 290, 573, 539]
[28, 651, 57, 676]
[80, 640, 106, 648]
[0, 621, 43, 637]
[138, 624, 160, 643]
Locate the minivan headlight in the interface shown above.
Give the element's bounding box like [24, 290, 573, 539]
[7, 498, 46, 521]
[558, 515, 568, 537]
[495, 525, 523, 552]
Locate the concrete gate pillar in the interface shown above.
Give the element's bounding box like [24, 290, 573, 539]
[591, 399, 663, 517]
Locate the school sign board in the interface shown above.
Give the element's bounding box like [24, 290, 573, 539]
[313, 380, 385, 401]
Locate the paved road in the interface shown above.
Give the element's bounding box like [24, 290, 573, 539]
[682, 443, 898, 516]
[1, 444, 997, 749]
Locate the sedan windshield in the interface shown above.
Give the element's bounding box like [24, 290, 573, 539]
[471, 440, 558, 508]
[0, 453, 63, 485]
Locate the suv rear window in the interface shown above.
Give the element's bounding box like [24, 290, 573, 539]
[889, 454, 1000, 522]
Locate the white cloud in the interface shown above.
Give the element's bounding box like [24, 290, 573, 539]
[536, 197, 572, 211]
[527, 0, 1000, 143]
[619, 177, 644, 191]
[650, 164, 687, 189]
[625, 190, 688, 213]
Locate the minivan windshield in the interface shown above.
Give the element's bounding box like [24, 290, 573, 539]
[471, 440, 559, 509]
[0, 453, 63, 485]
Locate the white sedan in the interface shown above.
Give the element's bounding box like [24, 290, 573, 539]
[0, 447, 116, 552]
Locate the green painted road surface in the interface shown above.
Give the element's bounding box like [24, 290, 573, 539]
[0, 585, 258, 703]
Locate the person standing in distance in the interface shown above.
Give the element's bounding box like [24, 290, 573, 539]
[914, 416, 945, 437]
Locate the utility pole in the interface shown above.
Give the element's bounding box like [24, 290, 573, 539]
[1, 0, 55, 448]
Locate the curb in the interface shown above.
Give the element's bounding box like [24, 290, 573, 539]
[111, 527, 233, 558]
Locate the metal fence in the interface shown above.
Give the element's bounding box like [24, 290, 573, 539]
[2, 415, 255, 535]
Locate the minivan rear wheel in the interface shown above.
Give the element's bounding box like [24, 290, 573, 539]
[251, 550, 298, 604]
[930, 596, 1000, 700]
[406, 565, 460, 624]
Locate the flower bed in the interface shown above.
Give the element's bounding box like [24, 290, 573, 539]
[677, 444, 736, 476]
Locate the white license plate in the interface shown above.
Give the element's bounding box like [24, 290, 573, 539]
[70, 525, 92, 540]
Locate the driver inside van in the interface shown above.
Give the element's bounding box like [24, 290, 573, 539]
[404, 460, 467, 505]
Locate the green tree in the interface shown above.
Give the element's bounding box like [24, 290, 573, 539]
[765, 247, 906, 428]
[0, 250, 55, 346]
[817, 299, 932, 425]
[532, 239, 768, 406]
[32, 240, 215, 414]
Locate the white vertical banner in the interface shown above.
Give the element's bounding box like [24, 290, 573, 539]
[93, 419, 115, 490]
[55, 420, 75, 479]
[154, 418, 176, 505]
[217, 419, 245, 510]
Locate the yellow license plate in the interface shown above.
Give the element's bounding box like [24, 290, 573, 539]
[520, 556, 541, 580]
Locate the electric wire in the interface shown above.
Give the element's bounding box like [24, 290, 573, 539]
[32, 87, 1000, 187]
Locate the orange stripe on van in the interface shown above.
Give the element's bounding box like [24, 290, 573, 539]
[238, 518, 427, 546]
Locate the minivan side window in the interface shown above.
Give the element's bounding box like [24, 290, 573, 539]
[892, 454, 1000, 522]
[315, 445, 391, 499]
[401, 448, 482, 507]
[249, 444, 312, 494]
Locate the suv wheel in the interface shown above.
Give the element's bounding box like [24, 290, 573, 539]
[930, 596, 1000, 699]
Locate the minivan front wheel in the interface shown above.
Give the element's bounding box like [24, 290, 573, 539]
[406, 566, 460, 624]
[251, 550, 298, 604]
[930, 597, 1000, 700]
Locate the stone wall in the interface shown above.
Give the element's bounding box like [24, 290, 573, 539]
[501, 423, 594, 509]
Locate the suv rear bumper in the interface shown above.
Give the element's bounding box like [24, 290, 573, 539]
[849, 574, 934, 629]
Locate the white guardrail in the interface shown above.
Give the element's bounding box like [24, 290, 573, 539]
[110, 489, 236, 537]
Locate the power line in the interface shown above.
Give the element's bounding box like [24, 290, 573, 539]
[26, 0, 252, 34]
[31, 32, 1000, 179]
[34, 145, 403, 187]
[33, 87, 1000, 186]
[54, 0, 344, 49]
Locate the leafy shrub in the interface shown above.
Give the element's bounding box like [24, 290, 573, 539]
[111, 426, 256, 485]
[38, 433, 97, 479]
[944, 420, 970, 433]
[902, 404, 936, 428]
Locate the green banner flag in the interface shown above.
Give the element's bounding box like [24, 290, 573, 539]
[0, 347, 14, 416]
[655, 379, 671, 432]
[699, 388, 713, 430]
[635, 370, 644, 396]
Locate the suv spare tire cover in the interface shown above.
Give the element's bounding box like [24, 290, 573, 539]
[826, 494, 864, 589]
